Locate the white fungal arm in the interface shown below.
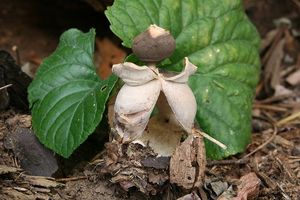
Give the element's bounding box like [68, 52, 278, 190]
[113, 57, 198, 142]
[114, 80, 161, 142]
[164, 58, 197, 83]
[161, 80, 197, 133]
[112, 62, 157, 86]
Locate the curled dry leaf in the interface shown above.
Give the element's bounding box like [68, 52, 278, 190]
[113, 58, 197, 142]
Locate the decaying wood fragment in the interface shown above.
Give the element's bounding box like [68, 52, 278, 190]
[0, 165, 21, 175]
[23, 175, 64, 188]
[100, 141, 170, 194]
[170, 136, 206, 189]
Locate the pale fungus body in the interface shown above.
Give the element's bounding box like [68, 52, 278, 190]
[112, 58, 197, 142]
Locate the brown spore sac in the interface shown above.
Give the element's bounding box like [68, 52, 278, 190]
[132, 25, 176, 64]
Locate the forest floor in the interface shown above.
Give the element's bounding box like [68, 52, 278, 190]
[0, 0, 300, 199]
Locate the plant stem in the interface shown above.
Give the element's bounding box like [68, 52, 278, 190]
[192, 128, 227, 150]
[0, 84, 13, 91]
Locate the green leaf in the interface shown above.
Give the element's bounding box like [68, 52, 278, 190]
[106, 0, 260, 159]
[28, 29, 118, 158]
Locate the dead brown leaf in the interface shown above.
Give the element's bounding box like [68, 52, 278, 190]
[265, 38, 285, 89]
[233, 173, 261, 200]
[95, 38, 126, 79]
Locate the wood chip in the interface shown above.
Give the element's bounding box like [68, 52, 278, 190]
[177, 192, 201, 200]
[1, 187, 34, 200]
[170, 136, 206, 189]
[0, 165, 21, 175]
[23, 175, 64, 188]
[209, 181, 229, 196]
[286, 70, 300, 86]
[141, 156, 170, 169]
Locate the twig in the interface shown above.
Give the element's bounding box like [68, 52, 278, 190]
[192, 128, 227, 150]
[261, 110, 277, 124]
[276, 111, 300, 126]
[288, 156, 300, 159]
[254, 103, 287, 112]
[55, 176, 88, 182]
[0, 84, 12, 91]
[207, 158, 249, 166]
[276, 103, 300, 108]
[289, 158, 300, 163]
[277, 183, 292, 200]
[243, 124, 278, 158]
[275, 157, 296, 183]
[256, 92, 299, 104]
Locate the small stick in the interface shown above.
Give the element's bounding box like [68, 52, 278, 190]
[0, 84, 13, 91]
[192, 128, 227, 150]
[256, 93, 299, 104]
[55, 176, 88, 182]
[243, 124, 278, 158]
[253, 103, 287, 112]
[207, 158, 248, 166]
[289, 158, 300, 163]
[276, 111, 300, 126]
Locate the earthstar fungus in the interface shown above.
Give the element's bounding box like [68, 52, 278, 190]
[109, 25, 211, 190]
[112, 24, 226, 150]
